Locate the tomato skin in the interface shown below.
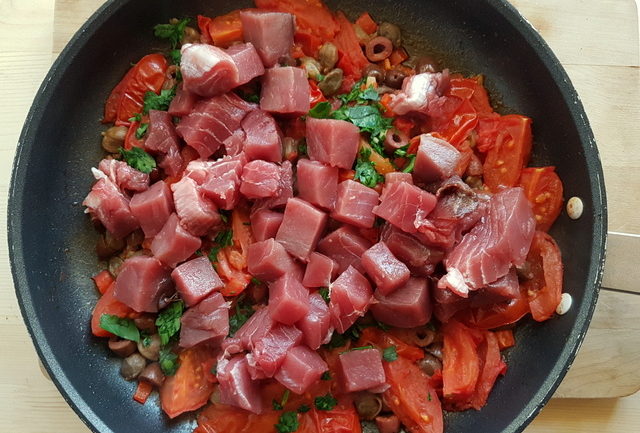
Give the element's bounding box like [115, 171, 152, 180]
[519, 166, 564, 232]
[494, 329, 515, 350]
[92, 270, 114, 295]
[441, 321, 482, 401]
[333, 12, 370, 84]
[524, 231, 564, 322]
[312, 406, 362, 433]
[195, 404, 281, 433]
[216, 207, 255, 297]
[133, 381, 153, 404]
[309, 80, 327, 107]
[358, 327, 425, 362]
[456, 285, 530, 330]
[355, 12, 377, 34]
[90, 282, 137, 337]
[198, 11, 244, 47]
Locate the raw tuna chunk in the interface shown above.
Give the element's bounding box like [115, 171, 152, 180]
[234, 307, 274, 351]
[217, 355, 263, 414]
[130, 180, 174, 238]
[371, 277, 432, 328]
[339, 348, 386, 392]
[176, 93, 256, 158]
[268, 274, 310, 325]
[473, 268, 520, 307]
[144, 110, 180, 155]
[252, 324, 303, 377]
[276, 198, 328, 261]
[332, 180, 380, 228]
[151, 213, 202, 267]
[296, 159, 339, 210]
[439, 187, 535, 296]
[171, 256, 224, 306]
[384, 171, 413, 187]
[306, 117, 360, 169]
[329, 266, 373, 333]
[226, 42, 265, 86]
[373, 181, 437, 234]
[275, 345, 328, 394]
[180, 43, 239, 97]
[168, 83, 197, 117]
[114, 256, 173, 313]
[302, 252, 338, 288]
[381, 224, 444, 276]
[247, 238, 297, 281]
[250, 209, 284, 241]
[252, 161, 293, 212]
[240, 160, 282, 199]
[200, 160, 243, 211]
[171, 176, 220, 236]
[240, 11, 295, 68]
[98, 159, 149, 193]
[179, 292, 230, 348]
[317, 225, 373, 274]
[413, 134, 461, 183]
[296, 292, 332, 350]
[241, 110, 282, 162]
[157, 141, 184, 177]
[224, 129, 246, 156]
[83, 177, 139, 239]
[260, 67, 310, 115]
[388, 71, 450, 116]
[361, 242, 410, 296]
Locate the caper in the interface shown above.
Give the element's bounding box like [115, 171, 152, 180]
[101, 126, 127, 153]
[300, 56, 323, 81]
[378, 22, 402, 47]
[318, 68, 344, 96]
[318, 42, 339, 72]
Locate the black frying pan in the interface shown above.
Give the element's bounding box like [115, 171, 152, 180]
[8, 0, 607, 432]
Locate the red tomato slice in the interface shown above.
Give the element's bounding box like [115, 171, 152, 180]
[195, 404, 281, 433]
[160, 345, 217, 419]
[456, 285, 530, 330]
[312, 406, 362, 433]
[309, 80, 327, 107]
[355, 12, 378, 34]
[523, 231, 564, 322]
[519, 166, 564, 232]
[333, 12, 370, 82]
[358, 326, 425, 363]
[198, 11, 244, 48]
[90, 282, 137, 337]
[92, 270, 114, 295]
[441, 321, 482, 400]
[133, 381, 153, 404]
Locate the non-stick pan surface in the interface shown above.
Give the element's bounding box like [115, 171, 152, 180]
[8, 1, 606, 432]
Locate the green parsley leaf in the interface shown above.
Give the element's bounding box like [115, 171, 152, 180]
[194, 250, 203, 257]
[251, 277, 263, 285]
[99, 314, 140, 342]
[135, 123, 149, 139]
[314, 393, 337, 411]
[159, 346, 179, 376]
[219, 209, 230, 223]
[168, 49, 181, 65]
[327, 332, 347, 349]
[211, 364, 217, 376]
[275, 411, 299, 433]
[338, 79, 366, 104]
[154, 18, 190, 49]
[307, 101, 332, 119]
[143, 87, 176, 114]
[360, 86, 380, 102]
[208, 229, 234, 263]
[228, 296, 255, 337]
[273, 400, 284, 411]
[318, 287, 330, 303]
[375, 320, 390, 331]
[321, 371, 332, 381]
[394, 144, 409, 158]
[142, 335, 152, 347]
[383, 345, 398, 362]
[354, 153, 384, 188]
[129, 113, 142, 123]
[298, 140, 308, 156]
[156, 301, 184, 345]
[297, 404, 310, 413]
[119, 147, 156, 174]
[402, 154, 417, 173]
[428, 391, 432, 401]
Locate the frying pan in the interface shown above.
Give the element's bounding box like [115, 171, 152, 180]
[8, 0, 607, 432]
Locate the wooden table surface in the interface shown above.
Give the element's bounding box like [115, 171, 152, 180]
[1, 0, 639, 431]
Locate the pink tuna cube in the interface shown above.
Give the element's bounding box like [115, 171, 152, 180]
[226, 42, 265, 86]
[199, 154, 246, 210]
[296, 159, 339, 210]
[329, 266, 373, 333]
[83, 177, 139, 239]
[145, 110, 179, 155]
[234, 307, 275, 351]
[151, 213, 202, 268]
[373, 181, 437, 234]
[339, 348, 386, 393]
[317, 225, 373, 274]
[276, 198, 328, 261]
[252, 324, 303, 377]
[240, 160, 282, 199]
[250, 209, 284, 242]
[179, 292, 230, 348]
[275, 345, 328, 394]
[252, 160, 294, 213]
[171, 256, 224, 307]
[113, 256, 173, 313]
[371, 277, 432, 328]
[247, 238, 297, 281]
[361, 242, 410, 296]
[98, 158, 149, 193]
[168, 83, 197, 117]
[171, 176, 220, 236]
[241, 110, 282, 163]
[296, 292, 332, 350]
[413, 134, 461, 183]
[306, 117, 360, 169]
[130, 180, 174, 238]
[302, 252, 339, 288]
[381, 224, 444, 276]
[269, 274, 310, 325]
[332, 180, 380, 229]
[260, 67, 310, 115]
[240, 11, 295, 68]
[180, 43, 239, 98]
[217, 355, 263, 414]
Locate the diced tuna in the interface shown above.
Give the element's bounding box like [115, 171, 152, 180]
[339, 348, 386, 393]
[226, 42, 265, 86]
[296, 159, 339, 210]
[145, 110, 180, 155]
[381, 224, 444, 276]
[171, 256, 224, 307]
[302, 252, 339, 288]
[241, 110, 282, 162]
[332, 180, 380, 228]
[470, 268, 520, 308]
[275, 198, 328, 261]
[157, 142, 184, 177]
[384, 171, 413, 187]
[253, 324, 303, 377]
[252, 160, 294, 212]
[199, 154, 246, 210]
[247, 238, 297, 281]
[260, 67, 310, 115]
[168, 83, 198, 117]
[413, 135, 461, 183]
[130, 180, 174, 238]
[306, 118, 360, 169]
[180, 43, 239, 97]
[275, 345, 328, 394]
[98, 159, 149, 193]
[234, 307, 274, 351]
[245, 352, 268, 380]
[240, 11, 295, 68]
[179, 292, 230, 348]
[373, 181, 437, 234]
[250, 209, 283, 242]
[388, 71, 450, 116]
[83, 177, 139, 239]
[317, 225, 373, 274]
[268, 274, 310, 325]
[224, 129, 246, 156]
[296, 292, 332, 350]
[151, 213, 202, 267]
[329, 266, 373, 333]
[171, 176, 220, 236]
[217, 355, 263, 414]
[371, 277, 432, 328]
[113, 256, 173, 312]
[361, 242, 410, 296]
[240, 160, 282, 199]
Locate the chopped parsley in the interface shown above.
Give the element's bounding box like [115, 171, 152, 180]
[208, 229, 234, 263]
[314, 393, 337, 411]
[297, 404, 310, 413]
[338, 79, 379, 104]
[318, 287, 330, 303]
[153, 18, 190, 49]
[275, 411, 299, 433]
[99, 314, 140, 342]
[135, 123, 149, 139]
[428, 391, 432, 401]
[119, 147, 156, 174]
[143, 87, 176, 114]
[228, 296, 255, 337]
[402, 154, 417, 173]
[251, 277, 263, 285]
[219, 209, 231, 223]
[307, 101, 332, 119]
[298, 140, 308, 156]
[383, 345, 398, 362]
[273, 389, 291, 410]
[156, 301, 184, 345]
[129, 113, 142, 123]
[210, 364, 217, 376]
[321, 371, 332, 381]
[354, 148, 384, 188]
[168, 49, 181, 65]
[159, 346, 179, 376]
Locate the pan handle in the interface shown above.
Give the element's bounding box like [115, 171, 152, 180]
[601, 232, 640, 294]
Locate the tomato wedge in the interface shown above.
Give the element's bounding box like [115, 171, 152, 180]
[216, 207, 254, 297]
[198, 11, 244, 48]
[456, 285, 530, 330]
[355, 12, 378, 34]
[160, 345, 217, 419]
[311, 406, 362, 433]
[519, 166, 564, 232]
[358, 326, 425, 362]
[91, 282, 138, 337]
[195, 403, 281, 433]
[523, 231, 564, 322]
[441, 321, 482, 401]
[92, 270, 114, 295]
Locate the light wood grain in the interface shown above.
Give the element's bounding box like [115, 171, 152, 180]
[0, 0, 638, 432]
